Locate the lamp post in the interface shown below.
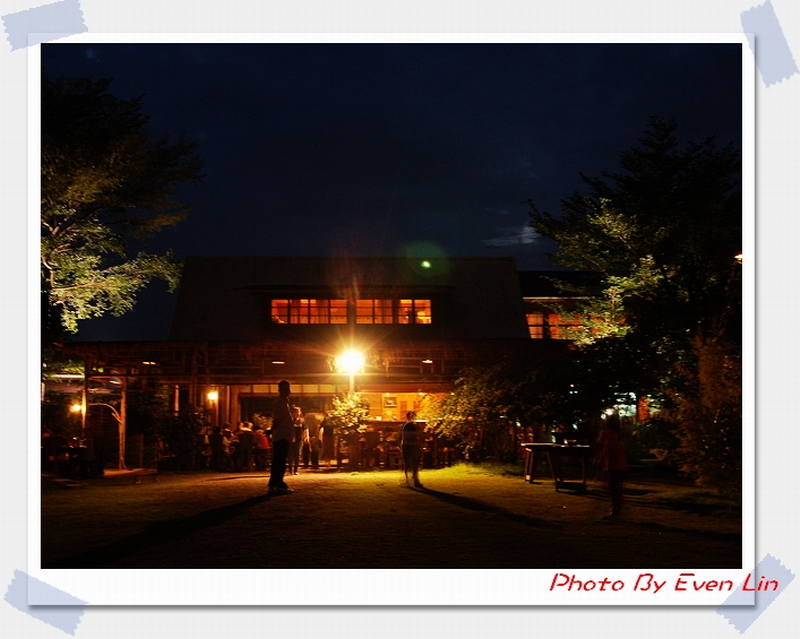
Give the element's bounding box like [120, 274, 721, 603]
[337, 349, 365, 394]
[207, 389, 219, 427]
[72, 401, 126, 470]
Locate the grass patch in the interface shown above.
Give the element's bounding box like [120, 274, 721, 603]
[430, 461, 526, 477]
[639, 488, 741, 518]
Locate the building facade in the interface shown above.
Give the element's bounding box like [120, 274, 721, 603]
[59, 257, 586, 465]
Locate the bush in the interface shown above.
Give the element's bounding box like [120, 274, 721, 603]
[158, 405, 203, 469]
[673, 338, 742, 499]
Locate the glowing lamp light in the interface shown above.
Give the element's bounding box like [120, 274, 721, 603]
[207, 390, 219, 402]
[337, 349, 365, 393]
[337, 349, 365, 374]
[70, 403, 82, 414]
[420, 260, 431, 269]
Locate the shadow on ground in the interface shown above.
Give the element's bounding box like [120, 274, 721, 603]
[44, 492, 280, 568]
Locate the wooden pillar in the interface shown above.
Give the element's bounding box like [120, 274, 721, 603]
[189, 348, 198, 408]
[119, 373, 127, 470]
[81, 357, 91, 436]
[173, 384, 180, 416]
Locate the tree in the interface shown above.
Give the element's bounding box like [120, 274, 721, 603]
[529, 117, 741, 357]
[429, 349, 587, 461]
[528, 117, 743, 493]
[41, 75, 204, 339]
[324, 394, 371, 438]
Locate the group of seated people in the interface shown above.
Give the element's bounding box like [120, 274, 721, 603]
[204, 423, 270, 472]
[41, 429, 104, 478]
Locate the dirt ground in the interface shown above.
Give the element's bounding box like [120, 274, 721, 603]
[40, 464, 742, 569]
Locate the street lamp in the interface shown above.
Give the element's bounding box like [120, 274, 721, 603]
[71, 401, 127, 470]
[71, 401, 122, 424]
[336, 349, 365, 394]
[207, 389, 219, 427]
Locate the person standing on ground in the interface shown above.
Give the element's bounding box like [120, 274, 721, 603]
[305, 412, 322, 469]
[268, 380, 295, 494]
[320, 416, 335, 467]
[288, 406, 304, 475]
[236, 421, 255, 472]
[208, 426, 224, 471]
[253, 426, 269, 471]
[597, 413, 628, 520]
[400, 411, 423, 488]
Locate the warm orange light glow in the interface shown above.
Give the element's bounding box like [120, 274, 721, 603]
[207, 390, 219, 402]
[70, 403, 82, 413]
[336, 349, 365, 374]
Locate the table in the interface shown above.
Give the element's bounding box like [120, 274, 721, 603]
[521, 443, 593, 492]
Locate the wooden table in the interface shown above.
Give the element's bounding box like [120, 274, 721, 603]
[521, 443, 593, 492]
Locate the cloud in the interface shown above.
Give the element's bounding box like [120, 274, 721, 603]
[482, 224, 539, 247]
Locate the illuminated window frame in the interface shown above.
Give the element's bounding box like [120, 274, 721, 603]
[398, 299, 432, 324]
[356, 299, 394, 324]
[271, 298, 432, 325]
[526, 312, 580, 339]
[271, 299, 347, 324]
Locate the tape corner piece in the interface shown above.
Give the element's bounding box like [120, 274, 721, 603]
[2, 0, 88, 51]
[715, 554, 796, 634]
[4, 570, 87, 635]
[740, 0, 800, 87]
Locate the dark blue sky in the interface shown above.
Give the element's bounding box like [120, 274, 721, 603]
[42, 42, 742, 341]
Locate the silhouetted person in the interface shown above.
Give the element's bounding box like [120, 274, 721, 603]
[320, 417, 335, 467]
[305, 412, 322, 469]
[41, 429, 58, 474]
[209, 426, 225, 471]
[400, 412, 423, 488]
[597, 413, 628, 520]
[236, 422, 255, 472]
[268, 380, 295, 494]
[287, 406, 304, 475]
[253, 426, 269, 471]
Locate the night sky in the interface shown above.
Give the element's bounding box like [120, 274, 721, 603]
[41, 42, 742, 341]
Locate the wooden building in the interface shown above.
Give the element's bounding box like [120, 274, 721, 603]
[59, 257, 585, 466]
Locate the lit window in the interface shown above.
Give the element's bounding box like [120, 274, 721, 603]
[356, 299, 394, 324]
[526, 313, 544, 338]
[548, 313, 581, 339]
[271, 299, 347, 324]
[399, 299, 432, 324]
[290, 299, 310, 324]
[526, 312, 580, 339]
[328, 299, 348, 324]
[272, 299, 289, 323]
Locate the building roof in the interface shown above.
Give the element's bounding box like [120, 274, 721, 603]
[169, 256, 530, 342]
[518, 270, 602, 298]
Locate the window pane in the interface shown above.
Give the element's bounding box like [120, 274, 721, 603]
[399, 299, 431, 324]
[376, 299, 393, 324]
[330, 299, 347, 324]
[290, 299, 310, 324]
[356, 299, 375, 324]
[308, 299, 324, 324]
[526, 313, 543, 338]
[398, 299, 413, 324]
[414, 299, 432, 324]
[271, 300, 289, 324]
[548, 313, 580, 339]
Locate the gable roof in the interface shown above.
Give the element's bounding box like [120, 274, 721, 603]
[169, 256, 530, 342]
[518, 270, 602, 298]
